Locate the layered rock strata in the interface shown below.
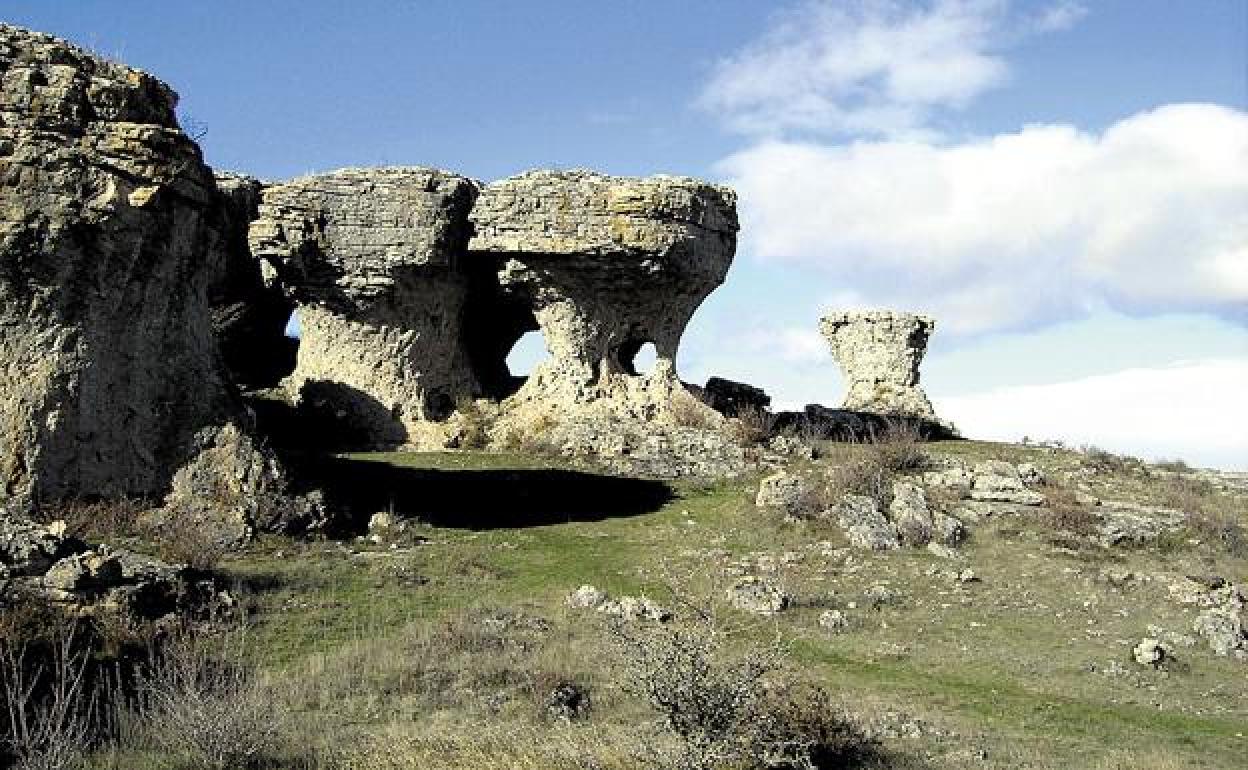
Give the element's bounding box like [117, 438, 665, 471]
[819, 310, 939, 421]
[248, 168, 479, 448]
[469, 170, 737, 431]
[0, 25, 241, 504]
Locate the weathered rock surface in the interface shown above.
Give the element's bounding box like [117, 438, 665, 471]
[819, 310, 944, 423]
[967, 461, 1045, 506]
[471, 171, 736, 430]
[727, 576, 791, 615]
[0, 25, 264, 507]
[756, 471, 820, 519]
[836, 495, 900, 551]
[250, 167, 480, 447]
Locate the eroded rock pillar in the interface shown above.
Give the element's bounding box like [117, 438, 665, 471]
[819, 310, 938, 420]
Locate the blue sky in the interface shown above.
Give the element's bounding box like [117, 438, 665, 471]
[6, 1, 1246, 468]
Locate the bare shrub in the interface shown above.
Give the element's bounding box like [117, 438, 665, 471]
[451, 397, 490, 450]
[826, 420, 929, 509]
[151, 517, 230, 571]
[609, 611, 782, 770]
[608, 600, 875, 770]
[1, 626, 94, 770]
[136, 625, 285, 769]
[671, 390, 719, 430]
[726, 405, 775, 447]
[1041, 485, 1102, 537]
[1080, 445, 1141, 475]
[33, 497, 145, 541]
[1156, 474, 1247, 557]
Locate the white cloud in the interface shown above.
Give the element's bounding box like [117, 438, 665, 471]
[699, 0, 1084, 139]
[935, 358, 1248, 470]
[717, 103, 1248, 333]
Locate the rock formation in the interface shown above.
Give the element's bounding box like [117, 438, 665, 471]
[0, 25, 242, 504]
[819, 310, 939, 421]
[470, 170, 737, 432]
[248, 168, 479, 448]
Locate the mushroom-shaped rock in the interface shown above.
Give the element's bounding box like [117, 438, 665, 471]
[469, 170, 737, 425]
[0, 24, 244, 503]
[819, 310, 938, 420]
[249, 168, 479, 448]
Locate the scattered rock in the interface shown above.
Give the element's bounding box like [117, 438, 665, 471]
[598, 595, 672, 623]
[566, 584, 608, 609]
[889, 482, 934, 546]
[818, 609, 849, 633]
[1132, 638, 1169, 667]
[756, 471, 819, 519]
[727, 576, 790, 616]
[1016, 462, 1045, 485]
[836, 495, 900, 551]
[969, 461, 1044, 505]
[1193, 606, 1247, 658]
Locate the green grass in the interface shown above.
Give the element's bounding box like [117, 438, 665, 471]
[184, 445, 1248, 768]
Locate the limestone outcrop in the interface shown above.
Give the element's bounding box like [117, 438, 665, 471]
[819, 310, 940, 421]
[248, 168, 479, 447]
[0, 24, 242, 504]
[470, 170, 737, 433]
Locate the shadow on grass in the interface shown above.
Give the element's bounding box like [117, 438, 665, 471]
[286, 454, 674, 533]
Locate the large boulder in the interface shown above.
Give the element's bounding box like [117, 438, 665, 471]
[0, 24, 254, 505]
[248, 167, 480, 448]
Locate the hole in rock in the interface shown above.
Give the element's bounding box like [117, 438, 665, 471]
[618, 338, 658, 376]
[284, 309, 301, 339]
[504, 329, 548, 382]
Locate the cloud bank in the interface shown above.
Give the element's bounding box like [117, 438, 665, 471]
[936, 358, 1248, 470]
[716, 103, 1248, 333]
[701, 1, 1247, 334]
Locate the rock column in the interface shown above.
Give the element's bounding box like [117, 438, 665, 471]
[819, 310, 939, 420]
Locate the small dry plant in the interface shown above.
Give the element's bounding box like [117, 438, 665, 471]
[151, 516, 231, 571]
[1041, 484, 1102, 538]
[726, 405, 775, 447]
[1, 625, 94, 770]
[608, 595, 874, 770]
[452, 397, 491, 450]
[826, 420, 929, 509]
[34, 497, 145, 541]
[136, 624, 285, 769]
[670, 390, 718, 430]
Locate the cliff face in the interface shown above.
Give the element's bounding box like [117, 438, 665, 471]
[0, 24, 237, 503]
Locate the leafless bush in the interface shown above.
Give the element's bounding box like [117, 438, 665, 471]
[1, 626, 94, 770]
[608, 595, 875, 770]
[671, 390, 719, 430]
[452, 397, 491, 450]
[136, 625, 285, 769]
[151, 516, 231, 571]
[609, 611, 782, 770]
[1040, 485, 1102, 538]
[1080, 445, 1142, 475]
[33, 497, 145, 541]
[826, 421, 929, 509]
[1155, 474, 1247, 557]
[726, 405, 776, 447]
